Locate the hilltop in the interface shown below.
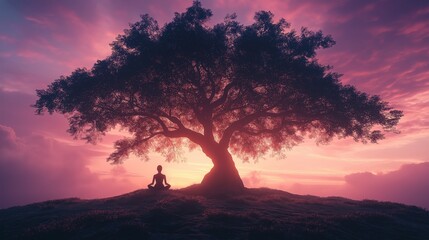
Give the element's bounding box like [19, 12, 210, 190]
[1, 188, 428, 239]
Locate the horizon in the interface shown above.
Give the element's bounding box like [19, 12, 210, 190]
[1, 0, 428, 210]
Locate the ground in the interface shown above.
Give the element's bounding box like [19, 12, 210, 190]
[1, 187, 428, 239]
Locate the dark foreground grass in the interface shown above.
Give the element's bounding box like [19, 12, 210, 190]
[1, 188, 428, 239]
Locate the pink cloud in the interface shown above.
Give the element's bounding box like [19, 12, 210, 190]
[0, 124, 138, 209]
[283, 162, 429, 209]
[0, 34, 15, 44]
[242, 171, 263, 187]
[0, 90, 69, 137]
[25, 16, 55, 28]
[343, 162, 429, 209]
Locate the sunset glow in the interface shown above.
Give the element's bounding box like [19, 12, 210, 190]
[1, 0, 428, 209]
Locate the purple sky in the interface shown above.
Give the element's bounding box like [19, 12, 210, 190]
[1, 0, 428, 209]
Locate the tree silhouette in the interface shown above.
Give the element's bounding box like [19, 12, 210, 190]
[34, 1, 402, 193]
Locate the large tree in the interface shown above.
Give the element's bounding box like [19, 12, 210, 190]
[34, 2, 402, 193]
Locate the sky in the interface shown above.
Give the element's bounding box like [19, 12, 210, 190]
[1, 0, 428, 209]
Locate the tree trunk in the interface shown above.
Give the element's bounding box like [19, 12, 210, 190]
[200, 145, 244, 194]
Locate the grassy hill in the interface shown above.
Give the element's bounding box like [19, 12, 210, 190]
[1, 188, 428, 239]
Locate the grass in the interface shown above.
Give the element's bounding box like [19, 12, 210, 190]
[0, 188, 428, 239]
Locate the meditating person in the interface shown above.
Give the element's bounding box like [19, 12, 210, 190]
[148, 165, 171, 190]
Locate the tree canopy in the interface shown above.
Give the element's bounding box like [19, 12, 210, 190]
[34, 1, 402, 191]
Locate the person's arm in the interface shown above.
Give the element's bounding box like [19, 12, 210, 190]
[164, 175, 170, 186]
[149, 175, 155, 186]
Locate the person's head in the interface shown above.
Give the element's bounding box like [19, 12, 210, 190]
[157, 165, 162, 173]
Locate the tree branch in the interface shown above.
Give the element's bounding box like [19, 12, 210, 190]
[239, 126, 284, 136]
[210, 82, 235, 109]
[192, 61, 210, 105]
[218, 110, 307, 148]
[200, 63, 217, 102]
[219, 111, 264, 148]
[158, 110, 185, 128]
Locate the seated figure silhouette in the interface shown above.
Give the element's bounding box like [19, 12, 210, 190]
[148, 165, 171, 190]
